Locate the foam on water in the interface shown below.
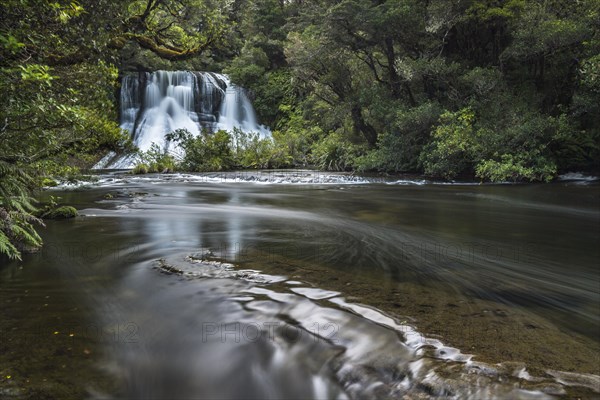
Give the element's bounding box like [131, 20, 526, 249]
[558, 172, 599, 181]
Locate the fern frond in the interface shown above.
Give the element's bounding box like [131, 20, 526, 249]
[0, 230, 21, 261]
[9, 223, 43, 247]
[0, 161, 41, 259]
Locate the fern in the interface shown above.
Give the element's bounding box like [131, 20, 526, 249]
[0, 160, 43, 259]
[0, 230, 20, 260]
[9, 219, 43, 248]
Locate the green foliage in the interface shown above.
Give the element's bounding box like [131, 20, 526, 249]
[0, 0, 130, 258]
[19, 64, 54, 84]
[117, 0, 232, 66]
[0, 33, 25, 54]
[136, 143, 176, 173]
[579, 55, 600, 93]
[185, 129, 234, 171]
[310, 132, 360, 171]
[166, 128, 290, 171]
[0, 161, 43, 260]
[230, 129, 276, 169]
[501, 1, 591, 63]
[272, 105, 324, 166]
[356, 103, 442, 172]
[41, 178, 58, 187]
[167, 129, 234, 172]
[421, 106, 563, 182]
[273, 0, 599, 177]
[420, 108, 478, 179]
[476, 155, 556, 183]
[225, 45, 270, 85]
[132, 163, 150, 175]
[225, 62, 296, 128]
[36, 195, 78, 220]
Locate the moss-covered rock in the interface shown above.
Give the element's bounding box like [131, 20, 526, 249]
[41, 177, 58, 187]
[42, 206, 78, 219]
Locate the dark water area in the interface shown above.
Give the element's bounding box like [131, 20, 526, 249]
[1, 172, 599, 399]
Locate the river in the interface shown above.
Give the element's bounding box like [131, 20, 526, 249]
[1, 171, 598, 399]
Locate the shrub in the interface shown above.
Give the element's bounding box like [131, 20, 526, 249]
[132, 163, 149, 174]
[476, 155, 556, 182]
[310, 132, 360, 171]
[166, 128, 293, 171]
[273, 105, 323, 167]
[231, 128, 284, 169]
[356, 102, 441, 172]
[167, 129, 234, 171]
[420, 108, 478, 179]
[420, 106, 560, 182]
[137, 143, 176, 173]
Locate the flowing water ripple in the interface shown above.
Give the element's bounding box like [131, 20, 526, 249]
[141, 254, 599, 399]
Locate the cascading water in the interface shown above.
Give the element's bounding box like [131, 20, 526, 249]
[217, 76, 271, 139]
[119, 73, 141, 135]
[95, 70, 270, 169]
[133, 71, 201, 153]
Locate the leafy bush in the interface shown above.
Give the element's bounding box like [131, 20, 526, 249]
[310, 132, 359, 171]
[135, 143, 176, 173]
[131, 163, 150, 174]
[476, 155, 556, 183]
[420, 106, 561, 182]
[231, 129, 277, 169]
[356, 102, 441, 172]
[420, 108, 478, 179]
[167, 129, 234, 172]
[273, 105, 323, 166]
[164, 128, 293, 171]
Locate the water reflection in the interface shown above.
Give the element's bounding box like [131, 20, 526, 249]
[85, 179, 599, 341]
[1, 175, 598, 398]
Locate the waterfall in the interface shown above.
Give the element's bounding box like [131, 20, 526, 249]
[119, 74, 141, 135]
[217, 76, 271, 139]
[133, 71, 201, 153]
[95, 71, 270, 169]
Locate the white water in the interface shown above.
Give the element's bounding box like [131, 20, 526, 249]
[96, 71, 270, 169]
[133, 71, 200, 153]
[217, 76, 271, 139]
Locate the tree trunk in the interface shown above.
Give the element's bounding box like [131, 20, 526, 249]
[351, 105, 377, 147]
[384, 37, 402, 99]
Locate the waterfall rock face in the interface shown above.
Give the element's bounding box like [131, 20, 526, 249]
[97, 70, 269, 169]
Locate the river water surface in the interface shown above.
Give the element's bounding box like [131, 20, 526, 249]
[1, 171, 599, 399]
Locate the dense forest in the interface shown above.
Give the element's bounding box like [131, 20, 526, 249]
[1, 0, 599, 257]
